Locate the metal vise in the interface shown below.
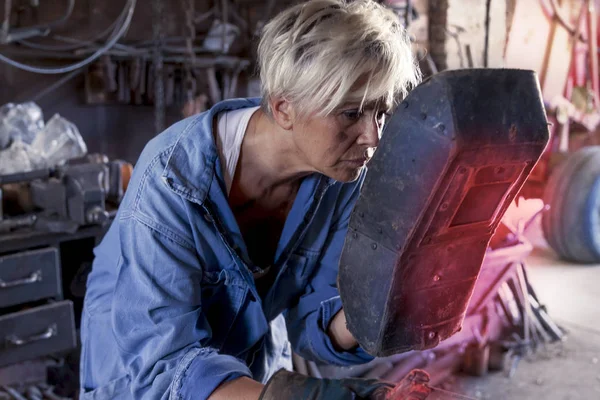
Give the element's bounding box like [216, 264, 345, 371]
[338, 69, 550, 357]
[0, 155, 131, 233]
[30, 162, 110, 226]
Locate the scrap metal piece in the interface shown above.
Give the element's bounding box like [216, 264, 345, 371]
[339, 69, 550, 357]
[1, 387, 26, 400]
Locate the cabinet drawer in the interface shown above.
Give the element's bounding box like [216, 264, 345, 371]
[0, 248, 61, 308]
[0, 301, 76, 367]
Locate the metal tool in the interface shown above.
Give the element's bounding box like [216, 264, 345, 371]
[0, 155, 131, 235]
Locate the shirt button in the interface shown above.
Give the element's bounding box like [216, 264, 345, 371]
[204, 213, 213, 223]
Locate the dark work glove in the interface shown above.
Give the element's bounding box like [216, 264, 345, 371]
[259, 368, 432, 400]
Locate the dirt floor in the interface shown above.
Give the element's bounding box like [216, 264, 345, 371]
[447, 201, 600, 399]
[447, 323, 600, 399]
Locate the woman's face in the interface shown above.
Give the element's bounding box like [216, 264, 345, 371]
[292, 102, 388, 182]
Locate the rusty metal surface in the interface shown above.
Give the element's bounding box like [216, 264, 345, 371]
[338, 69, 550, 357]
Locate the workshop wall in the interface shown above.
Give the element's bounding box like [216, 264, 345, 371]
[0, 0, 288, 163]
[427, 0, 509, 70]
[0, 0, 511, 164]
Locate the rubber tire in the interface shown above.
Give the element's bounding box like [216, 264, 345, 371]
[542, 146, 600, 263]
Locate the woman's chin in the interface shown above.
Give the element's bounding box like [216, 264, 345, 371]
[325, 165, 364, 183]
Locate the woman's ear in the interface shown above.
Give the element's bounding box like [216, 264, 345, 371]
[269, 97, 295, 131]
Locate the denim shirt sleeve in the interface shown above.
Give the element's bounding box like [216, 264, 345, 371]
[112, 213, 251, 399]
[284, 174, 375, 366]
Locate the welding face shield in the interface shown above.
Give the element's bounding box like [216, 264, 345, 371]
[338, 69, 549, 357]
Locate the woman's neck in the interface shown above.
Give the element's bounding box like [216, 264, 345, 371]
[235, 109, 314, 195]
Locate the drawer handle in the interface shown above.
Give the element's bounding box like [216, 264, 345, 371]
[0, 270, 42, 289]
[6, 324, 57, 347]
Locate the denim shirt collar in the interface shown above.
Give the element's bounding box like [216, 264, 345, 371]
[161, 97, 262, 205]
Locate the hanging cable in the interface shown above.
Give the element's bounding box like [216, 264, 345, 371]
[18, 8, 123, 52]
[0, 0, 136, 74]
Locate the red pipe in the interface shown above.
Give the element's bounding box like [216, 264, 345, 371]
[587, 0, 600, 109]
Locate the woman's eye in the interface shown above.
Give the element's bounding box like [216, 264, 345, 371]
[342, 110, 362, 121]
[377, 111, 389, 122]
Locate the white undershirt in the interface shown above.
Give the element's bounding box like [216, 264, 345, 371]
[215, 106, 260, 195]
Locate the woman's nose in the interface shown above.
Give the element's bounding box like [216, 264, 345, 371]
[356, 114, 381, 148]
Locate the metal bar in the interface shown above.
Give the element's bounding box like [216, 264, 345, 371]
[206, 67, 221, 104]
[526, 300, 552, 344]
[165, 55, 250, 69]
[226, 3, 248, 31]
[497, 283, 520, 327]
[552, 0, 587, 119]
[528, 293, 564, 341]
[470, 262, 517, 314]
[228, 63, 244, 98]
[152, 0, 166, 134]
[25, 386, 43, 400]
[483, 0, 491, 67]
[512, 271, 530, 346]
[0, 169, 51, 185]
[405, 0, 413, 28]
[263, 0, 277, 24]
[1, 387, 26, 400]
[194, 8, 215, 25]
[425, 52, 439, 74]
[1, 0, 11, 43]
[539, 1, 561, 90]
[519, 262, 558, 343]
[221, 0, 228, 54]
[587, 0, 600, 109]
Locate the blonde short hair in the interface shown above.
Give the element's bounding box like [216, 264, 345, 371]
[257, 0, 421, 116]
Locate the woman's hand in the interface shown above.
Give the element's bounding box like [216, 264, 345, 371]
[327, 308, 359, 351]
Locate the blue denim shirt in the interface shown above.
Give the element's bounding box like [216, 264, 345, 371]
[79, 98, 373, 400]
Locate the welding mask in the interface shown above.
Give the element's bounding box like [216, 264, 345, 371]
[338, 69, 549, 357]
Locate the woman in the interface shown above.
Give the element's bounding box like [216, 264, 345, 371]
[80, 1, 421, 399]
